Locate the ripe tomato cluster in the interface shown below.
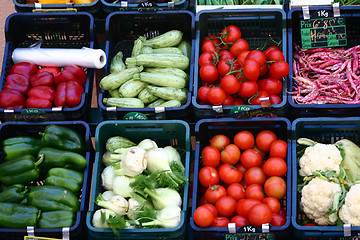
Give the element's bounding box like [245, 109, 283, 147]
[193, 130, 288, 228]
[197, 25, 290, 106]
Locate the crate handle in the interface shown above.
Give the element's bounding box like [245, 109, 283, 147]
[332, 2, 340, 18]
[262, 223, 270, 233]
[62, 227, 70, 240]
[302, 6, 310, 20]
[227, 222, 236, 234]
[344, 223, 351, 237]
[27, 226, 35, 237]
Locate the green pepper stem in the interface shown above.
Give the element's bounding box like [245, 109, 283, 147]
[35, 154, 44, 167]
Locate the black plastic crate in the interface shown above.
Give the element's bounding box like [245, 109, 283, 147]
[98, 10, 195, 120]
[101, 0, 189, 13]
[0, 12, 95, 122]
[13, 0, 102, 15]
[0, 121, 93, 240]
[192, 9, 288, 119]
[287, 6, 360, 118]
[292, 117, 360, 239]
[190, 117, 292, 240]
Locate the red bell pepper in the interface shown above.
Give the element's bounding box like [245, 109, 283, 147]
[26, 86, 55, 109]
[37, 67, 61, 76]
[0, 89, 26, 109]
[29, 71, 55, 88]
[4, 74, 31, 95]
[54, 65, 86, 86]
[54, 81, 83, 108]
[9, 62, 38, 79]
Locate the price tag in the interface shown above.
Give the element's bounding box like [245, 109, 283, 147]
[21, 108, 46, 114]
[24, 236, 61, 240]
[223, 225, 275, 240]
[230, 105, 277, 118]
[300, 9, 347, 49]
[123, 112, 148, 120]
[137, 1, 158, 8]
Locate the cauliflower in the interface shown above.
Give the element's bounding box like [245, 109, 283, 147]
[301, 177, 342, 225]
[299, 143, 342, 176]
[339, 184, 360, 226]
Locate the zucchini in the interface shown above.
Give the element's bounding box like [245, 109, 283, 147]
[103, 98, 145, 108]
[143, 30, 183, 49]
[145, 67, 187, 79]
[177, 40, 192, 59]
[125, 54, 189, 70]
[119, 79, 147, 98]
[133, 72, 186, 89]
[147, 99, 166, 108]
[158, 100, 182, 108]
[140, 46, 154, 54]
[100, 66, 143, 90]
[132, 36, 146, 57]
[146, 85, 188, 104]
[110, 51, 126, 74]
[152, 47, 183, 55]
[106, 136, 136, 153]
[138, 88, 159, 104]
[108, 88, 120, 98]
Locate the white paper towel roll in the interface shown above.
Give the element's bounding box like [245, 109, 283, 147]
[12, 47, 107, 69]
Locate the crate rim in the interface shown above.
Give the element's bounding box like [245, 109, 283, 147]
[12, 0, 101, 10]
[100, 0, 188, 11]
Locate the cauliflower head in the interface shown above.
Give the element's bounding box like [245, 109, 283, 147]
[299, 143, 342, 176]
[339, 184, 360, 226]
[301, 177, 342, 225]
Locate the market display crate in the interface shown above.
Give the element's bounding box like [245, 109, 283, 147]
[192, 9, 288, 119]
[0, 120, 92, 240]
[13, 0, 102, 15]
[98, 11, 195, 120]
[86, 120, 191, 240]
[0, 12, 95, 122]
[291, 117, 360, 239]
[101, 0, 189, 13]
[190, 118, 291, 240]
[287, 6, 360, 118]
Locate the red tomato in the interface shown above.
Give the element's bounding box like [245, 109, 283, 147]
[263, 157, 287, 177]
[220, 50, 234, 60]
[211, 217, 230, 227]
[215, 196, 237, 217]
[223, 94, 234, 106]
[199, 166, 219, 187]
[269, 94, 282, 105]
[207, 87, 227, 105]
[279, 208, 287, 219]
[263, 46, 281, 56]
[219, 164, 243, 185]
[259, 63, 269, 77]
[210, 134, 231, 151]
[221, 25, 241, 45]
[202, 146, 221, 167]
[249, 90, 269, 105]
[202, 203, 218, 217]
[198, 86, 211, 102]
[221, 75, 240, 95]
[234, 162, 247, 176]
[193, 205, 215, 227]
[240, 149, 263, 169]
[268, 61, 290, 79]
[205, 185, 227, 204]
[244, 167, 266, 186]
[230, 39, 249, 57]
[231, 215, 249, 227]
[245, 184, 264, 201]
[266, 50, 285, 62]
[200, 64, 219, 83]
[269, 140, 287, 159]
[257, 78, 283, 95]
[262, 197, 281, 213]
[221, 144, 241, 165]
[227, 183, 245, 201]
[218, 60, 233, 77]
[252, 145, 268, 161]
[238, 81, 258, 99]
[236, 198, 261, 217]
[234, 131, 255, 150]
[233, 97, 245, 105]
[203, 34, 221, 45]
[243, 60, 260, 81]
[264, 176, 286, 200]
[199, 52, 217, 67]
[246, 50, 266, 67]
[256, 130, 278, 152]
[237, 51, 250, 66]
[270, 213, 286, 226]
[248, 204, 273, 227]
[202, 40, 218, 53]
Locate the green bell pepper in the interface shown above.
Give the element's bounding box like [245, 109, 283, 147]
[45, 168, 83, 193]
[3, 136, 41, 161]
[0, 202, 39, 228]
[38, 147, 87, 171]
[28, 185, 80, 212]
[0, 184, 27, 203]
[0, 155, 43, 185]
[38, 210, 75, 229]
[39, 125, 85, 154]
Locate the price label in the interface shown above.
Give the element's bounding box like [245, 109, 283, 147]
[137, 1, 158, 8]
[24, 236, 61, 240]
[230, 105, 277, 118]
[300, 9, 347, 49]
[21, 108, 46, 115]
[223, 225, 275, 240]
[123, 112, 148, 120]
